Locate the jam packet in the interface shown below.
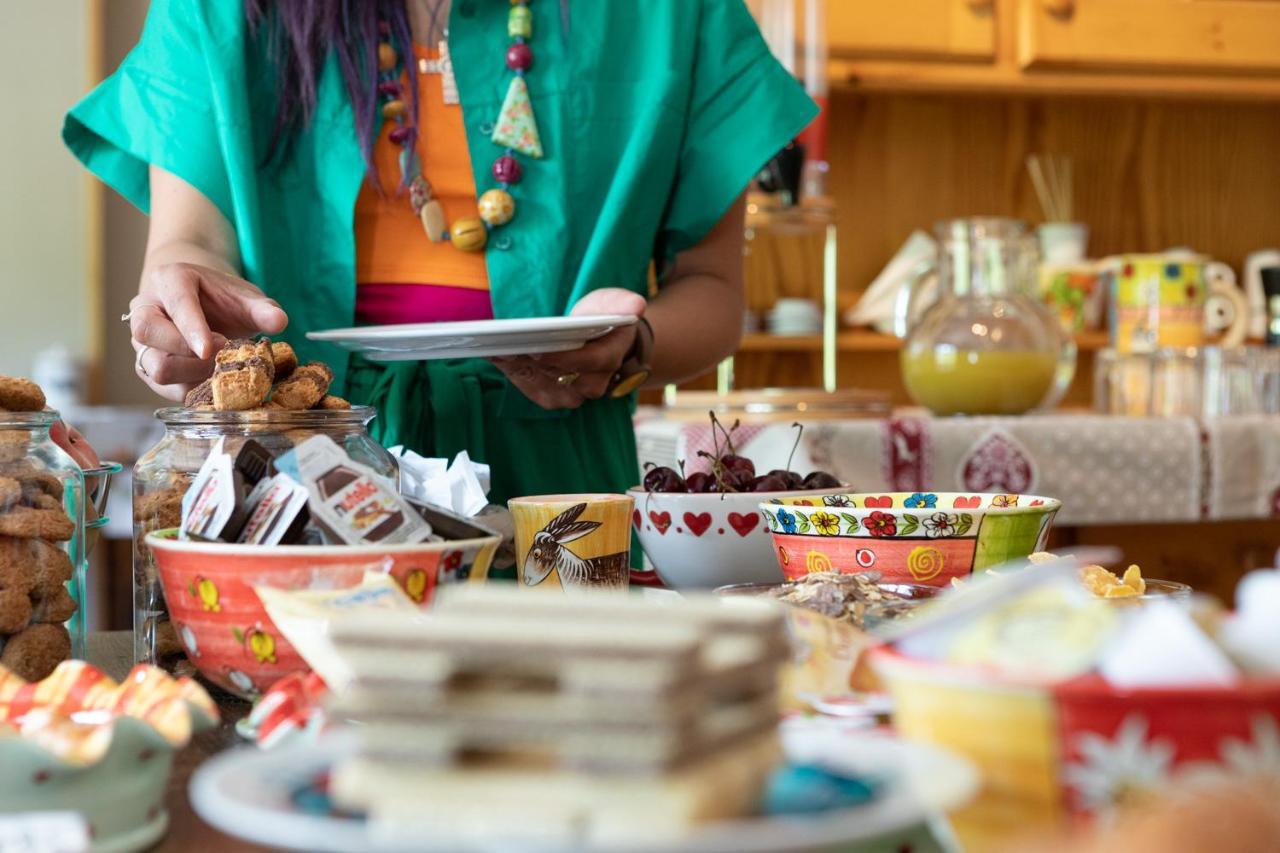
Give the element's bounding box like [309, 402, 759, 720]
[275, 436, 432, 545]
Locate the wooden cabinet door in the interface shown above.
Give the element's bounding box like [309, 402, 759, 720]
[828, 0, 998, 62]
[1020, 0, 1280, 75]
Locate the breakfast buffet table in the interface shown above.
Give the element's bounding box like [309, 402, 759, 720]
[636, 411, 1280, 598]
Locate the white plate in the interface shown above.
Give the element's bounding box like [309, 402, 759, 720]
[190, 729, 977, 853]
[307, 315, 637, 361]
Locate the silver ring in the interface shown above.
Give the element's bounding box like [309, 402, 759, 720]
[135, 345, 152, 378]
[556, 372, 580, 387]
[121, 302, 162, 323]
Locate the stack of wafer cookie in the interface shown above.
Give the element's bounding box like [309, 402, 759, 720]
[327, 588, 789, 845]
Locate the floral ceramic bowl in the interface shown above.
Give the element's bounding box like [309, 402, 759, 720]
[760, 492, 1061, 587]
[148, 508, 499, 698]
[871, 647, 1280, 839]
[0, 660, 218, 853]
[627, 486, 846, 589]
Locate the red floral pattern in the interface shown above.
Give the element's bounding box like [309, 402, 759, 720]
[865, 511, 897, 538]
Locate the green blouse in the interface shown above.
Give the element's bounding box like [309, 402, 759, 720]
[64, 0, 816, 505]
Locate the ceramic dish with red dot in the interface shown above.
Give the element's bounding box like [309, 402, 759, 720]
[760, 493, 1061, 587]
[627, 486, 847, 589]
[0, 659, 218, 853]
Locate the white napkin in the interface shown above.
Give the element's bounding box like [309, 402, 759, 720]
[390, 447, 491, 518]
[844, 230, 937, 335]
[1098, 603, 1239, 688]
[1219, 569, 1280, 676]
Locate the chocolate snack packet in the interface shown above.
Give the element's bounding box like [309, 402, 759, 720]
[276, 436, 432, 546]
[180, 439, 275, 542]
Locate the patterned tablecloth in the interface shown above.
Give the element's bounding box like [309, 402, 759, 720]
[634, 410, 1280, 527]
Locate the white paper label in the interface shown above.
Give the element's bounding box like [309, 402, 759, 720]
[0, 812, 90, 853]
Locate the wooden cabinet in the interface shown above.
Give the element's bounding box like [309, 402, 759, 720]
[827, 0, 997, 62]
[822, 0, 1280, 97]
[1019, 0, 1280, 75]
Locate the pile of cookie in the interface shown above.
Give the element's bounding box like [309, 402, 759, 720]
[0, 377, 76, 682]
[183, 339, 350, 412]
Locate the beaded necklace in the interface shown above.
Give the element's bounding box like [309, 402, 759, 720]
[375, 1, 542, 254]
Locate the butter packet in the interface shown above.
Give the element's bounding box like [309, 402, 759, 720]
[276, 435, 432, 546]
[254, 571, 419, 690]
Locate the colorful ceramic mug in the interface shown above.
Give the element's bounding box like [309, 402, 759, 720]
[509, 494, 634, 591]
[760, 492, 1060, 587]
[1105, 254, 1248, 353]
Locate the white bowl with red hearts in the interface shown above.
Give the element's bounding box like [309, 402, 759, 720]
[626, 487, 846, 589]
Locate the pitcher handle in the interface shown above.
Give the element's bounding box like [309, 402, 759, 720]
[1206, 262, 1249, 348]
[893, 258, 938, 338]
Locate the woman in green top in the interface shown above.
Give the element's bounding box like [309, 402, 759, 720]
[65, 0, 816, 504]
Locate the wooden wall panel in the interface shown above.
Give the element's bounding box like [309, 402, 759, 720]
[828, 91, 1280, 310]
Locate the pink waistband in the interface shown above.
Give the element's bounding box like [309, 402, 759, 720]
[355, 283, 495, 326]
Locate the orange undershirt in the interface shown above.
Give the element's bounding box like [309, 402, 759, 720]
[354, 44, 489, 292]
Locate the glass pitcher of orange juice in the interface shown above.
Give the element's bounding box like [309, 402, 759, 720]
[897, 218, 1075, 416]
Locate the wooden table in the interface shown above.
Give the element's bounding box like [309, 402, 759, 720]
[88, 633, 269, 852]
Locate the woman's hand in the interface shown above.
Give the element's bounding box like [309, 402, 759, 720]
[128, 263, 288, 400]
[491, 288, 646, 410]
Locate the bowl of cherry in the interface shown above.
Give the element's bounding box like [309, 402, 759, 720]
[629, 422, 845, 589]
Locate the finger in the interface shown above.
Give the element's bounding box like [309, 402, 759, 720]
[569, 288, 647, 318]
[149, 264, 216, 358]
[573, 372, 612, 401]
[540, 325, 635, 371]
[492, 359, 583, 410]
[129, 302, 197, 356]
[134, 340, 214, 387]
[199, 275, 289, 338]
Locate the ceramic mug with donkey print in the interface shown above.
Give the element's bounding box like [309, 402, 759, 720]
[509, 494, 634, 591]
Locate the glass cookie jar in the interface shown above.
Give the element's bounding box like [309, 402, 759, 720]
[132, 406, 396, 670]
[0, 410, 87, 679]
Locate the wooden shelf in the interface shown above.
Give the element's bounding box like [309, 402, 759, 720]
[737, 329, 1112, 355]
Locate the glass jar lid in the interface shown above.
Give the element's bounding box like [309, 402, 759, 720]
[153, 406, 377, 429]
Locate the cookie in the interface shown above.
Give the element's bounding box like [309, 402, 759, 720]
[2, 466, 63, 501]
[0, 477, 19, 510]
[0, 538, 71, 592]
[29, 586, 76, 625]
[137, 485, 185, 533]
[0, 432, 27, 465]
[270, 363, 333, 410]
[0, 377, 45, 413]
[0, 587, 31, 634]
[271, 342, 299, 380]
[184, 379, 214, 408]
[211, 339, 274, 411]
[316, 395, 352, 410]
[0, 544, 35, 594]
[0, 623, 70, 682]
[0, 506, 74, 541]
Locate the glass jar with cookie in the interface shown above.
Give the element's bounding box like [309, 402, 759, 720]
[0, 387, 87, 682]
[132, 339, 396, 669]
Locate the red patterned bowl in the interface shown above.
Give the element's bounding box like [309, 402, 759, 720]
[626, 486, 845, 589]
[147, 520, 499, 698]
[761, 492, 1060, 587]
[872, 646, 1280, 827]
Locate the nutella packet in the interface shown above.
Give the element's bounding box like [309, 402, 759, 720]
[238, 473, 311, 546]
[181, 438, 275, 541]
[275, 436, 432, 546]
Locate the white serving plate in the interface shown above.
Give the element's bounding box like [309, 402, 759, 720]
[307, 315, 637, 361]
[190, 728, 977, 853]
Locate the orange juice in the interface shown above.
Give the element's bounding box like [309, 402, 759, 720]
[901, 349, 1058, 415]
